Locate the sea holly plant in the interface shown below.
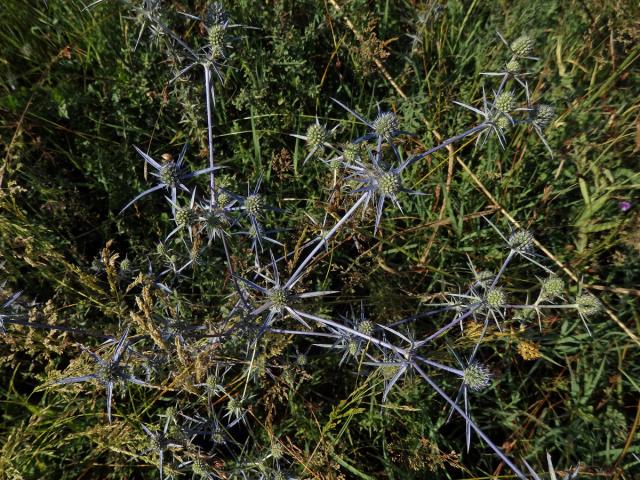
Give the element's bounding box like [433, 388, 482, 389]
[4, 2, 613, 478]
[51, 326, 150, 423]
[120, 144, 219, 214]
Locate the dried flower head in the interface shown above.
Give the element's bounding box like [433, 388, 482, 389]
[517, 340, 541, 360]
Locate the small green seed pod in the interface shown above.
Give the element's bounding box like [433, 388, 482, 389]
[495, 91, 517, 113]
[372, 111, 399, 138]
[510, 35, 535, 57]
[463, 362, 492, 391]
[306, 123, 329, 149]
[377, 172, 401, 196]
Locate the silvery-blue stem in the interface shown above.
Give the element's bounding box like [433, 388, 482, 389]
[286, 194, 368, 289]
[412, 363, 528, 480]
[490, 250, 514, 290]
[407, 124, 489, 167]
[296, 310, 408, 358]
[204, 65, 216, 204]
[419, 303, 482, 345]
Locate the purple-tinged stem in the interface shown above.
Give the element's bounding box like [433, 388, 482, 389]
[286, 194, 368, 289]
[406, 124, 488, 167]
[412, 363, 527, 480]
[204, 65, 217, 205]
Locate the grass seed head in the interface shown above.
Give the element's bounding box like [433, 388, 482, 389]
[517, 340, 541, 360]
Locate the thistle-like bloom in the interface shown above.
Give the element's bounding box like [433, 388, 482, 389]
[234, 175, 281, 253]
[344, 143, 423, 234]
[332, 98, 406, 144]
[52, 326, 150, 423]
[236, 252, 337, 334]
[172, 3, 243, 92]
[140, 414, 183, 480]
[291, 117, 338, 164]
[165, 188, 199, 242]
[120, 143, 219, 214]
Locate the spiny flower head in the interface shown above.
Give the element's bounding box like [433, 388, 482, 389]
[576, 293, 602, 317]
[159, 162, 180, 187]
[268, 287, 290, 312]
[270, 441, 284, 460]
[216, 189, 231, 208]
[510, 35, 535, 57]
[119, 257, 131, 274]
[295, 353, 308, 367]
[342, 142, 364, 164]
[175, 206, 197, 227]
[541, 275, 564, 300]
[475, 270, 495, 289]
[357, 319, 374, 336]
[495, 115, 512, 131]
[306, 123, 329, 149]
[205, 2, 228, 27]
[244, 194, 264, 218]
[226, 396, 245, 420]
[495, 90, 517, 113]
[208, 23, 227, 59]
[376, 171, 402, 196]
[192, 457, 212, 477]
[485, 287, 506, 310]
[506, 58, 521, 74]
[97, 359, 124, 384]
[533, 104, 555, 128]
[348, 339, 359, 356]
[372, 111, 399, 139]
[508, 229, 535, 254]
[462, 362, 492, 391]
